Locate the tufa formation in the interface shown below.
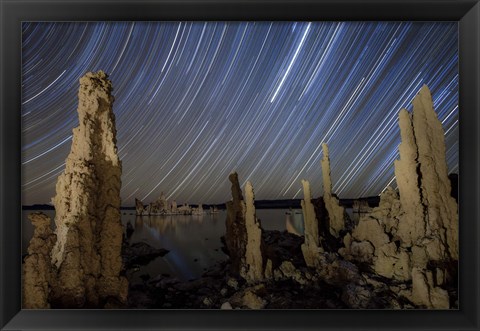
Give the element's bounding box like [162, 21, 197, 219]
[219, 85, 457, 309]
[300, 180, 323, 267]
[394, 85, 458, 261]
[135, 198, 146, 216]
[23, 212, 56, 309]
[225, 173, 270, 283]
[225, 172, 248, 275]
[23, 71, 128, 308]
[321, 143, 345, 237]
[340, 85, 457, 308]
[241, 181, 269, 283]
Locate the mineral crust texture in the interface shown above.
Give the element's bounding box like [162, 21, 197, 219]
[50, 71, 128, 308]
[23, 212, 57, 309]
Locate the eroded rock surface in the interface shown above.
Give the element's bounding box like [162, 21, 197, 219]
[241, 181, 268, 284]
[321, 143, 345, 237]
[49, 71, 127, 308]
[395, 85, 458, 261]
[300, 180, 323, 267]
[149, 192, 169, 214]
[225, 173, 269, 283]
[338, 86, 457, 307]
[23, 212, 56, 309]
[225, 172, 247, 275]
[135, 198, 145, 216]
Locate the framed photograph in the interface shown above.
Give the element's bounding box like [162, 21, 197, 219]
[1, 0, 479, 330]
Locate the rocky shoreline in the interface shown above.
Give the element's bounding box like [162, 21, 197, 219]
[123, 229, 458, 309]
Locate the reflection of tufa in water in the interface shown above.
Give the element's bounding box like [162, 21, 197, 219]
[209, 206, 220, 214]
[285, 212, 303, 236]
[126, 221, 134, 239]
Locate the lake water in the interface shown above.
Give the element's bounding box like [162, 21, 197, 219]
[22, 209, 305, 281]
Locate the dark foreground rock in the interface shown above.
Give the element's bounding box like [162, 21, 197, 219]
[126, 229, 458, 309]
[122, 242, 169, 269]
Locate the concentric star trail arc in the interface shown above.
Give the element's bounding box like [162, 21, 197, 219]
[21, 21, 458, 206]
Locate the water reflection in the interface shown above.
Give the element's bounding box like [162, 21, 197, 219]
[285, 211, 304, 236]
[22, 209, 304, 281]
[125, 212, 227, 281]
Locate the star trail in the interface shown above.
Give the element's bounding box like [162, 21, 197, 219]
[21, 22, 459, 206]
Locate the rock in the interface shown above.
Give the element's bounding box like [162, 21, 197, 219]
[412, 86, 458, 261]
[435, 268, 445, 286]
[310, 253, 362, 287]
[122, 242, 169, 268]
[343, 187, 410, 281]
[171, 200, 178, 213]
[227, 277, 239, 290]
[127, 289, 153, 309]
[350, 212, 411, 281]
[352, 217, 389, 250]
[409, 267, 449, 309]
[23, 212, 56, 309]
[394, 85, 458, 261]
[153, 276, 179, 289]
[225, 173, 247, 275]
[225, 174, 267, 283]
[241, 181, 267, 283]
[242, 290, 267, 309]
[341, 283, 371, 309]
[394, 109, 426, 247]
[338, 232, 352, 258]
[177, 203, 192, 215]
[263, 230, 304, 267]
[192, 204, 204, 215]
[368, 187, 401, 233]
[221, 301, 233, 309]
[49, 71, 128, 308]
[300, 180, 323, 267]
[336, 86, 457, 307]
[264, 259, 273, 280]
[374, 242, 410, 281]
[149, 192, 169, 214]
[277, 261, 307, 285]
[226, 284, 267, 309]
[321, 143, 345, 237]
[411, 245, 429, 268]
[328, 259, 361, 285]
[135, 198, 145, 216]
[202, 297, 213, 307]
[349, 241, 375, 263]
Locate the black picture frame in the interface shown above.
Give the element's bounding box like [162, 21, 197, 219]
[1, 0, 479, 330]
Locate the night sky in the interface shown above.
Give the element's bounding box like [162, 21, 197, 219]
[21, 22, 459, 206]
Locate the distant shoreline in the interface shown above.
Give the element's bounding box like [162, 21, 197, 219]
[22, 196, 382, 211]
